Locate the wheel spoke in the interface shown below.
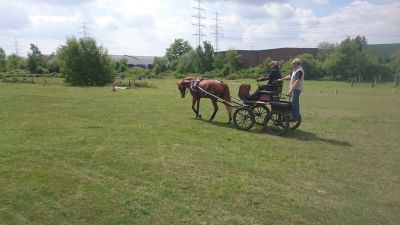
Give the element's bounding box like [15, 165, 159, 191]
[233, 107, 255, 131]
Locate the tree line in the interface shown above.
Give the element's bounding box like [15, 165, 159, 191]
[155, 36, 400, 82]
[1, 35, 399, 86]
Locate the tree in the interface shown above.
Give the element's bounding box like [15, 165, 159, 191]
[46, 53, 60, 73]
[176, 50, 196, 74]
[362, 56, 392, 81]
[57, 37, 113, 86]
[27, 44, 44, 73]
[0, 47, 6, 72]
[316, 42, 336, 60]
[194, 45, 205, 73]
[114, 58, 128, 73]
[296, 53, 323, 80]
[202, 41, 214, 72]
[165, 39, 192, 68]
[322, 36, 368, 80]
[152, 56, 167, 75]
[354, 35, 368, 51]
[213, 54, 224, 70]
[389, 50, 400, 75]
[6, 54, 25, 71]
[224, 48, 242, 72]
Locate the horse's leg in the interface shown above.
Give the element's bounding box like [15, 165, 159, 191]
[192, 97, 198, 118]
[196, 98, 201, 118]
[209, 99, 218, 121]
[225, 104, 232, 123]
[192, 97, 201, 118]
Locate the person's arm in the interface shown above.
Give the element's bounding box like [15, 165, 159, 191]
[256, 76, 268, 81]
[278, 75, 291, 81]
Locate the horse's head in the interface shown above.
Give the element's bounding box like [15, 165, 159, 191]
[177, 77, 194, 98]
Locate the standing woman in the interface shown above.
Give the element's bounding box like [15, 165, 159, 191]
[278, 58, 304, 121]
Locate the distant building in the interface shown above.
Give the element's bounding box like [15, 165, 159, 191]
[110, 55, 155, 69]
[217, 48, 318, 68]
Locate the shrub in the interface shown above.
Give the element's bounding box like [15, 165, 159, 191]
[57, 37, 113, 86]
[2, 77, 32, 83]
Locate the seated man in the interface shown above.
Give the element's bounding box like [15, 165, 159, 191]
[247, 61, 281, 101]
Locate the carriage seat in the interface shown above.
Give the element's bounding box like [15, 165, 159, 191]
[270, 101, 292, 112]
[259, 90, 277, 95]
[238, 84, 251, 100]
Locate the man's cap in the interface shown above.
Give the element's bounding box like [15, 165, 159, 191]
[268, 61, 278, 66]
[292, 58, 302, 65]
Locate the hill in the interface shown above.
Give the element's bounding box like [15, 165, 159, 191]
[363, 43, 400, 62]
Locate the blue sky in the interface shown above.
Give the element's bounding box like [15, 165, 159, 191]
[0, 0, 399, 56]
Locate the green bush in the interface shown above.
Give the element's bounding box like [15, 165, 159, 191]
[57, 37, 113, 86]
[2, 77, 33, 83]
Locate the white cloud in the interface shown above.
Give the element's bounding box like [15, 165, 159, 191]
[0, 2, 30, 30]
[297, 1, 400, 46]
[0, 0, 398, 56]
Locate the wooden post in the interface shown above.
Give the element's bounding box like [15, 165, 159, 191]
[112, 81, 116, 91]
[372, 76, 377, 87]
[393, 75, 399, 93]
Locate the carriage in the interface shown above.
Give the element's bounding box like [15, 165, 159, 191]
[232, 81, 301, 136]
[177, 76, 301, 136]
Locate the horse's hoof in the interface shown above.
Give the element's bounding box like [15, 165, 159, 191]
[198, 115, 202, 118]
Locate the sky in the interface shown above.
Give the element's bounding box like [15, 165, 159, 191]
[0, 0, 399, 57]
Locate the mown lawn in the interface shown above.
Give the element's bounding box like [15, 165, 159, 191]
[0, 78, 399, 225]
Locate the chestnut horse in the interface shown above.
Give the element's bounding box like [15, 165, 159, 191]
[177, 77, 232, 122]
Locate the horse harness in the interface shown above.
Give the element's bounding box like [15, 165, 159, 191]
[189, 77, 226, 99]
[189, 77, 204, 92]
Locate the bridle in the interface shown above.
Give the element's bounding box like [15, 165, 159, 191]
[179, 80, 191, 97]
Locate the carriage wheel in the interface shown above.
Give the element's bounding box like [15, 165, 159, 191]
[263, 111, 289, 136]
[252, 105, 270, 125]
[233, 106, 255, 131]
[288, 113, 301, 130]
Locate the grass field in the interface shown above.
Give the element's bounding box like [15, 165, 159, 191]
[0, 78, 399, 225]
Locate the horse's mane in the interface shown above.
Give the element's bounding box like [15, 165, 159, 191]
[177, 76, 196, 86]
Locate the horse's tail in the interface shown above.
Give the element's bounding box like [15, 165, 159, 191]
[222, 82, 233, 122]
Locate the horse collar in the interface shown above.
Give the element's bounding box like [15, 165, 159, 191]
[190, 77, 204, 92]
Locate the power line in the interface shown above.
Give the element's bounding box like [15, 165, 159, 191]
[192, 0, 206, 47]
[210, 11, 223, 52]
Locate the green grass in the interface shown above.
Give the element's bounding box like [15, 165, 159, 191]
[0, 78, 399, 225]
